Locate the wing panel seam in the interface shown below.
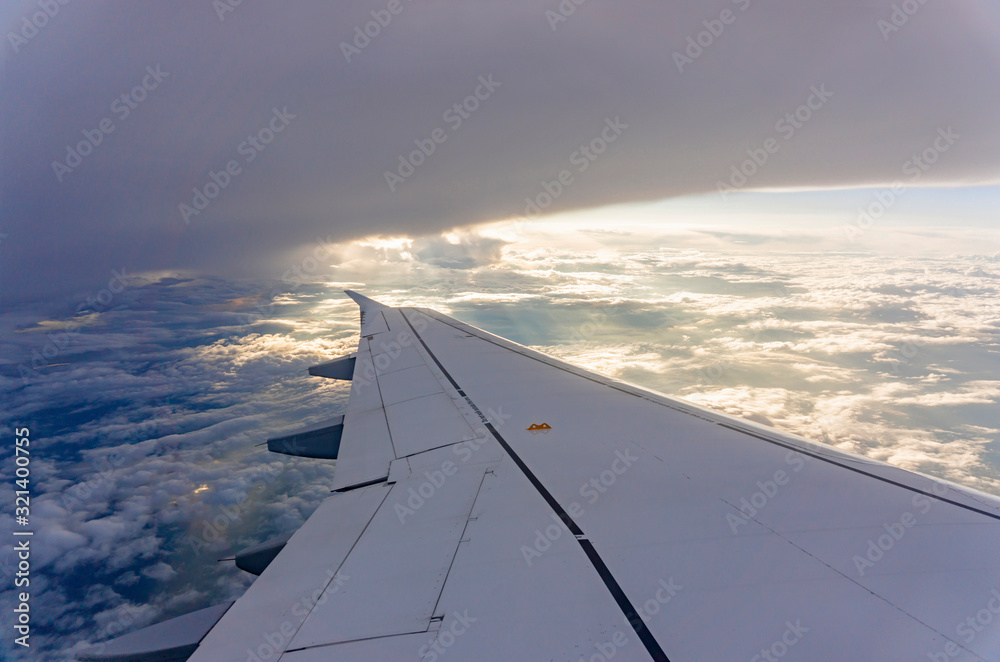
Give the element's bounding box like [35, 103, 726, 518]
[400, 308, 670, 662]
[716, 422, 1000, 522]
[418, 309, 1000, 523]
[427, 470, 491, 621]
[283, 485, 394, 652]
[364, 337, 399, 459]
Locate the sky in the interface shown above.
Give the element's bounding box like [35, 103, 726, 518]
[1, 1, 999, 660]
[2, 1, 1000, 302]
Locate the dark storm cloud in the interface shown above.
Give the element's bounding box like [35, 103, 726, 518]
[3, 0, 999, 303]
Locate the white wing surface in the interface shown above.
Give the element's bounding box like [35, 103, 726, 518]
[83, 292, 1000, 662]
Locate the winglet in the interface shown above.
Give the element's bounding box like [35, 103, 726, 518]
[345, 290, 390, 335]
[344, 290, 389, 312]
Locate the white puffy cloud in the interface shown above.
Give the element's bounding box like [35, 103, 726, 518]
[2, 222, 999, 657]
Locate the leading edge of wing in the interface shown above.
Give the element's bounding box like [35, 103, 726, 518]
[411, 305, 1000, 519]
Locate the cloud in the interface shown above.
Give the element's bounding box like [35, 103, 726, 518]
[4, 2, 1000, 303]
[412, 232, 511, 269]
[1, 222, 999, 657]
[141, 562, 178, 582]
[0, 276, 357, 658]
[318, 222, 1000, 494]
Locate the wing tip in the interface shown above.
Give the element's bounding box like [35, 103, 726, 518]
[344, 289, 388, 311]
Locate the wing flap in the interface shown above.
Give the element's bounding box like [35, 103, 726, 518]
[187, 484, 389, 662]
[377, 364, 445, 405]
[289, 448, 489, 648]
[266, 416, 343, 459]
[331, 303, 488, 492]
[278, 632, 433, 661]
[330, 337, 395, 491]
[384, 392, 479, 457]
[307, 353, 356, 380]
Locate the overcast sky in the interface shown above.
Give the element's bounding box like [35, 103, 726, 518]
[3, 0, 999, 305]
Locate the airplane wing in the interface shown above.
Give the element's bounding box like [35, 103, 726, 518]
[81, 292, 1000, 661]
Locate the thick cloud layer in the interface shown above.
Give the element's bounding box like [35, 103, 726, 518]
[3, 1, 999, 303]
[1, 276, 354, 659]
[2, 221, 998, 658]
